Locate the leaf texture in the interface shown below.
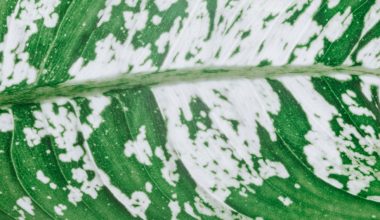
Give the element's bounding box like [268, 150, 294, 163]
[0, 0, 379, 219]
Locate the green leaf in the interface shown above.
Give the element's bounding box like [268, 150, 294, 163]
[0, 0, 380, 219]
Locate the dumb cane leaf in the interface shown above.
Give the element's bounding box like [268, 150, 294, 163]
[0, 0, 379, 219]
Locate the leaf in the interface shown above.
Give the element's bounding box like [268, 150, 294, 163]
[0, 0, 380, 219]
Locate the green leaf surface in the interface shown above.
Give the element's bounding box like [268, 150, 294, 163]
[0, 0, 380, 219]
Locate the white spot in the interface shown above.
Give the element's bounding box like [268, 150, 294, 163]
[342, 90, 374, 117]
[97, 0, 122, 27]
[330, 73, 352, 81]
[154, 146, 179, 186]
[185, 202, 201, 220]
[327, 0, 340, 8]
[278, 196, 293, 206]
[153, 79, 285, 202]
[0, 112, 13, 132]
[145, 182, 153, 193]
[82, 96, 111, 139]
[326, 8, 352, 42]
[156, 32, 170, 54]
[72, 168, 88, 183]
[49, 183, 57, 190]
[258, 159, 289, 180]
[0, 0, 60, 91]
[88, 96, 111, 129]
[23, 111, 48, 148]
[280, 76, 380, 197]
[125, 0, 138, 7]
[36, 170, 50, 184]
[152, 15, 162, 25]
[154, 0, 177, 11]
[54, 204, 67, 216]
[16, 197, 34, 216]
[96, 168, 151, 219]
[67, 186, 83, 205]
[123, 10, 149, 31]
[169, 200, 181, 220]
[357, 38, 380, 69]
[367, 196, 380, 202]
[124, 126, 153, 165]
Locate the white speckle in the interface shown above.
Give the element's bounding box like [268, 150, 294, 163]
[154, 146, 179, 186]
[23, 111, 48, 148]
[357, 38, 380, 69]
[54, 204, 67, 216]
[69, 33, 154, 82]
[169, 200, 181, 220]
[152, 15, 162, 25]
[33, 101, 85, 163]
[342, 90, 374, 117]
[294, 183, 301, 189]
[36, 170, 50, 184]
[280, 76, 344, 189]
[196, 122, 206, 130]
[145, 182, 153, 193]
[16, 197, 34, 216]
[96, 169, 151, 219]
[153, 79, 284, 202]
[280, 75, 380, 198]
[129, 191, 151, 219]
[123, 10, 148, 31]
[258, 159, 289, 180]
[278, 196, 293, 206]
[72, 168, 88, 183]
[49, 183, 57, 190]
[0, 0, 60, 91]
[82, 96, 111, 139]
[125, 0, 138, 7]
[23, 127, 41, 147]
[324, 8, 352, 42]
[184, 202, 201, 220]
[88, 96, 111, 128]
[330, 73, 352, 81]
[0, 112, 13, 132]
[22, 98, 103, 206]
[327, 0, 340, 8]
[67, 186, 83, 205]
[59, 145, 84, 163]
[97, 0, 122, 27]
[124, 126, 153, 165]
[155, 32, 170, 54]
[154, 0, 177, 11]
[13, 207, 26, 220]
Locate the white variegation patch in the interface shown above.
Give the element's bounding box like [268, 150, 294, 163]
[280, 75, 380, 196]
[16, 197, 34, 216]
[124, 126, 153, 165]
[0, 112, 13, 132]
[97, 0, 122, 27]
[153, 78, 289, 202]
[0, 0, 60, 91]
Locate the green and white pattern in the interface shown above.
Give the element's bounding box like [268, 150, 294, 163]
[0, 0, 380, 219]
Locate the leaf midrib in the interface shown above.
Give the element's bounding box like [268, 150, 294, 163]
[1, 65, 378, 106]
